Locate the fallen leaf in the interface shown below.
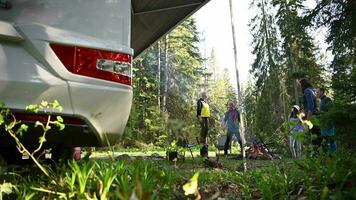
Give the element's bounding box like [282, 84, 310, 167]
[183, 172, 200, 196]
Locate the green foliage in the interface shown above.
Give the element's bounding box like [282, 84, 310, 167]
[0, 182, 16, 200]
[247, 0, 291, 146]
[155, 135, 168, 147]
[305, 0, 356, 148]
[245, 0, 355, 153]
[249, 0, 281, 88]
[242, 80, 258, 136]
[95, 163, 117, 200]
[0, 148, 355, 199]
[67, 160, 95, 195]
[165, 140, 184, 154]
[209, 70, 236, 122]
[273, 0, 325, 89]
[321, 103, 356, 149]
[308, 0, 356, 104]
[125, 17, 203, 146]
[0, 100, 65, 180]
[0, 101, 4, 126]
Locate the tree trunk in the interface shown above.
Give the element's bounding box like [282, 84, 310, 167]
[229, 0, 245, 159]
[288, 41, 300, 105]
[291, 42, 299, 105]
[284, 1, 299, 106]
[157, 41, 161, 113]
[163, 35, 169, 113]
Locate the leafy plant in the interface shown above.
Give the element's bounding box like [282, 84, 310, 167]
[165, 140, 182, 153]
[0, 100, 65, 179]
[0, 181, 16, 200]
[67, 160, 95, 196]
[94, 162, 117, 200]
[0, 146, 354, 199]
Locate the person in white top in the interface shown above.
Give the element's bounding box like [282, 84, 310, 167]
[288, 105, 304, 158]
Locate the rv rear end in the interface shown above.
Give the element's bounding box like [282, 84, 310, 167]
[0, 0, 133, 157]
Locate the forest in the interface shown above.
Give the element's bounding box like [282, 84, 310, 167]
[0, 0, 355, 199]
[125, 0, 355, 152]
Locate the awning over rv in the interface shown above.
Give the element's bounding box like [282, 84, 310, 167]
[131, 0, 210, 57]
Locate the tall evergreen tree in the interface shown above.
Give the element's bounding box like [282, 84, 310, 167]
[127, 18, 203, 144]
[209, 69, 236, 140]
[242, 80, 258, 138]
[208, 48, 219, 81]
[273, 0, 325, 105]
[164, 18, 203, 121]
[249, 0, 286, 136]
[309, 0, 355, 103]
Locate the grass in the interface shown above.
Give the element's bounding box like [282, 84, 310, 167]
[0, 147, 355, 199]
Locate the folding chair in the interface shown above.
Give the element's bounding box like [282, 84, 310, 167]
[216, 135, 232, 155]
[181, 136, 198, 160]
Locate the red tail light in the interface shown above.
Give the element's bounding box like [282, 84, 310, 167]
[50, 44, 132, 86]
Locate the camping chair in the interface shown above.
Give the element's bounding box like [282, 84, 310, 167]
[216, 135, 232, 155]
[181, 136, 199, 160]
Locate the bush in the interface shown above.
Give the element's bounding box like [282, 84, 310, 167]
[321, 103, 356, 150]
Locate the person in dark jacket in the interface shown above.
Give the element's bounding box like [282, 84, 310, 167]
[315, 87, 337, 152]
[300, 78, 317, 120]
[299, 78, 321, 147]
[197, 92, 210, 144]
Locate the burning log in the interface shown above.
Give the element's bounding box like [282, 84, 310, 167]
[246, 141, 274, 160]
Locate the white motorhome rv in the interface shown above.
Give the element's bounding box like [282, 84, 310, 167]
[0, 0, 209, 161]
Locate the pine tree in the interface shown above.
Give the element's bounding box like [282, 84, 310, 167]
[208, 48, 219, 81]
[209, 69, 236, 140]
[127, 18, 204, 144]
[309, 0, 355, 103]
[249, 0, 286, 136]
[273, 0, 325, 105]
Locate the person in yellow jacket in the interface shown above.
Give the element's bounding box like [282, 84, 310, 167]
[197, 92, 211, 144]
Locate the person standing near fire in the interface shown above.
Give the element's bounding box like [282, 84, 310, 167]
[223, 101, 242, 156]
[197, 92, 211, 145]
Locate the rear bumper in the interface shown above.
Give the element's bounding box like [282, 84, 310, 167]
[69, 81, 132, 145]
[0, 81, 132, 147]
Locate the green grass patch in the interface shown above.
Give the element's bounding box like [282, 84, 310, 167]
[0, 148, 355, 199]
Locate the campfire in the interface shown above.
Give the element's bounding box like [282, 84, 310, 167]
[246, 141, 275, 160]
